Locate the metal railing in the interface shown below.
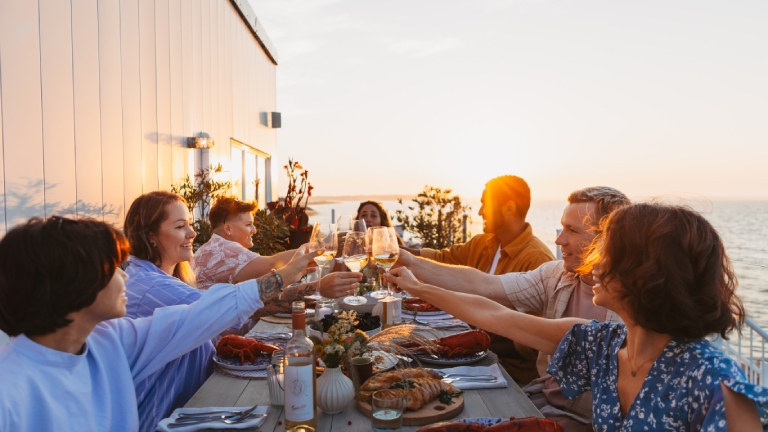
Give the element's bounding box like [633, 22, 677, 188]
[711, 317, 768, 385]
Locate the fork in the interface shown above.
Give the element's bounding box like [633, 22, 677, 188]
[176, 402, 262, 418]
[441, 377, 498, 384]
[168, 404, 259, 428]
[431, 370, 496, 379]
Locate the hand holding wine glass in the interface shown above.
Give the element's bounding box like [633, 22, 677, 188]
[342, 232, 368, 305]
[371, 227, 399, 299]
[306, 223, 338, 300]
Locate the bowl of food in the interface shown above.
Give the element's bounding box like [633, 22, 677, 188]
[309, 312, 382, 339]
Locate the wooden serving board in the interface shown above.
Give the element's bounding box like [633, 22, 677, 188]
[356, 394, 464, 426]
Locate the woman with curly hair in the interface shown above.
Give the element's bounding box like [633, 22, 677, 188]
[388, 202, 767, 431]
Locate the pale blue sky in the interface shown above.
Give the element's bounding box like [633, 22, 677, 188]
[250, 0, 768, 200]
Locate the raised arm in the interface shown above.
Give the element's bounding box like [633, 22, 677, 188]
[396, 249, 514, 307]
[233, 249, 298, 283]
[386, 267, 585, 355]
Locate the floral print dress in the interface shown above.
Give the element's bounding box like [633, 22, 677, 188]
[548, 321, 768, 431]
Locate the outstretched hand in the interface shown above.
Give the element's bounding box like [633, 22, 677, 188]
[394, 248, 415, 269]
[385, 267, 425, 295]
[319, 272, 363, 298]
[278, 244, 321, 285]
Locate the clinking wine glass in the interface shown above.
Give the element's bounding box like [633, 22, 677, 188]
[342, 232, 368, 305]
[368, 227, 387, 299]
[306, 223, 338, 300]
[371, 227, 399, 299]
[335, 215, 354, 263]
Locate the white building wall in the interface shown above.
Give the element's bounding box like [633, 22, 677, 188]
[0, 0, 279, 236]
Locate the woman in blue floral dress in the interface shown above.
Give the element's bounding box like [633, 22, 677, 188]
[388, 203, 768, 431]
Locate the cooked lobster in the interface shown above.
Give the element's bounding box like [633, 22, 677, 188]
[403, 297, 440, 312]
[402, 330, 491, 359]
[215, 335, 280, 364]
[415, 417, 564, 432]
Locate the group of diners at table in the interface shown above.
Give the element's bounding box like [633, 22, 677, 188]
[0, 176, 767, 431]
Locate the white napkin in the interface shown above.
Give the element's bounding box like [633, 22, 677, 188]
[402, 312, 453, 321]
[426, 319, 471, 330]
[156, 406, 268, 432]
[438, 364, 508, 390]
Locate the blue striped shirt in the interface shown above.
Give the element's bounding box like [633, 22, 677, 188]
[125, 257, 214, 432]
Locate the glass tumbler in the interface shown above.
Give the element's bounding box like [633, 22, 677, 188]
[267, 350, 285, 406]
[371, 390, 405, 432]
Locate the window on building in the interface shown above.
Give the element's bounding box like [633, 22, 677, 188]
[230, 139, 271, 208]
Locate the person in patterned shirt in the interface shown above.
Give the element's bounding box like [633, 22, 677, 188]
[388, 202, 767, 431]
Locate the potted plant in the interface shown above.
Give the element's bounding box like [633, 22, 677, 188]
[267, 158, 314, 249]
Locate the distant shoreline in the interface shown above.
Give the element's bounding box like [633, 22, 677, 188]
[308, 195, 418, 205]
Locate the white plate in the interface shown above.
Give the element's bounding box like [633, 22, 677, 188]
[274, 308, 315, 318]
[415, 350, 488, 366]
[365, 351, 398, 374]
[212, 353, 271, 371]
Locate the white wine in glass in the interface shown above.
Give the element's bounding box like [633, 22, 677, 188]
[371, 227, 400, 299]
[306, 223, 338, 300]
[342, 232, 368, 305]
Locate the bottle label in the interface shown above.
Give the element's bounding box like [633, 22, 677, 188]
[284, 363, 314, 422]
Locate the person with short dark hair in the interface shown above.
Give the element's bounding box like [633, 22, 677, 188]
[0, 216, 315, 431]
[395, 186, 630, 431]
[195, 196, 362, 296]
[388, 203, 768, 431]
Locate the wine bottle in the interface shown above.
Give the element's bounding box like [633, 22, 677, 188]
[284, 301, 318, 432]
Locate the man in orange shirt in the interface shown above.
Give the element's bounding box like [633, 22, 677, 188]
[407, 175, 554, 383]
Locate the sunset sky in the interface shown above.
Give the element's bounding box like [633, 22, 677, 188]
[250, 0, 768, 201]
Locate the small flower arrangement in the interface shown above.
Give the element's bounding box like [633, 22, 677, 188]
[309, 311, 370, 369]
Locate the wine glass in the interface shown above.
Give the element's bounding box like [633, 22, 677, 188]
[367, 227, 387, 299]
[342, 232, 368, 305]
[306, 223, 338, 300]
[335, 215, 355, 264]
[371, 227, 399, 299]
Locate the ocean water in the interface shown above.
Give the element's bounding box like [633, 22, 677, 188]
[308, 198, 768, 329]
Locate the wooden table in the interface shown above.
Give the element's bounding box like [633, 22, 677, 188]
[185, 320, 542, 431]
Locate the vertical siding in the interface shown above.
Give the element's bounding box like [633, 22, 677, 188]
[72, 0, 104, 219]
[139, 0, 158, 192]
[39, 0, 77, 218]
[168, 0, 187, 187]
[0, 0, 45, 229]
[0, 0, 278, 232]
[120, 0, 143, 211]
[155, 0, 172, 191]
[98, 0, 126, 225]
[0, 55, 4, 236]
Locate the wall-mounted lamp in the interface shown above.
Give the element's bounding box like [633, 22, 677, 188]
[187, 132, 215, 149]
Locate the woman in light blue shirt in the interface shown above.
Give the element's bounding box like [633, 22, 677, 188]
[0, 216, 315, 432]
[123, 191, 323, 432]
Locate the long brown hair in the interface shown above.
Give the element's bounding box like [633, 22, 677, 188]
[580, 202, 744, 339]
[124, 191, 196, 286]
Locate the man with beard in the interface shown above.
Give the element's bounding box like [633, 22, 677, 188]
[406, 175, 554, 383]
[395, 186, 630, 432]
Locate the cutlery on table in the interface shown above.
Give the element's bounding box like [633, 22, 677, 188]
[441, 377, 498, 384]
[175, 403, 260, 419]
[168, 405, 261, 428]
[172, 413, 266, 422]
[432, 371, 496, 379]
